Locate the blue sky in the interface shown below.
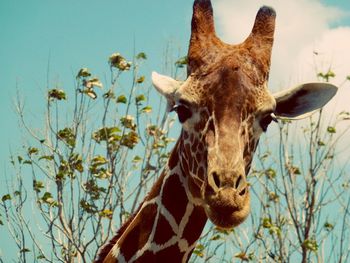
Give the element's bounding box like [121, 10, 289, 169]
[1, 0, 350, 260]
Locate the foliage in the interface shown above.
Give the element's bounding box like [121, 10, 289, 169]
[1, 51, 177, 262]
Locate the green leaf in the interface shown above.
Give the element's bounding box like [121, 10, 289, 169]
[317, 140, 325, 146]
[92, 126, 121, 143]
[116, 95, 127, 104]
[268, 192, 279, 202]
[2, 194, 11, 202]
[81, 88, 97, 99]
[210, 234, 221, 241]
[136, 76, 145, 84]
[136, 52, 147, 60]
[132, 156, 142, 163]
[28, 147, 39, 155]
[135, 94, 146, 104]
[265, 168, 276, 179]
[41, 192, 57, 206]
[69, 153, 84, 173]
[84, 77, 103, 89]
[327, 126, 336, 133]
[48, 89, 66, 101]
[39, 155, 54, 161]
[120, 116, 136, 130]
[175, 56, 188, 68]
[99, 209, 113, 219]
[91, 155, 108, 166]
[302, 239, 318, 252]
[193, 244, 205, 258]
[235, 252, 250, 261]
[33, 180, 44, 193]
[109, 53, 132, 71]
[324, 222, 334, 231]
[291, 166, 301, 175]
[121, 131, 139, 149]
[141, 106, 152, 113]
[103, 90, 115, 99]
[262, 217, 272, 228]
[57, 128, 76, 148]
[77, 68, 91, 78]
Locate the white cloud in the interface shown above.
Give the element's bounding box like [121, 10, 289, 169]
[213, 0, 350, 114]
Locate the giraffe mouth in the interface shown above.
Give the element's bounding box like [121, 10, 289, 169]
[204, 187, 250, 228]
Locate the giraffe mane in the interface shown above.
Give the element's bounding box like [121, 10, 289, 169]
[94, 167, 169, 263]
[94, 200, 145, 263]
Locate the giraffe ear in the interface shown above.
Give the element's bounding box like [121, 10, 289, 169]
[152, 71, 181, 111]
[273, 82, 338, 119]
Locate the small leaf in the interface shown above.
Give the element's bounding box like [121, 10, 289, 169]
[136, 76, 145, 84]
[116, 95, 127, 104]
[39, 155, 54, 161]
[327, 126, 336, 133]
[57, 128, 76, 148]
[103, 90, 115, 99]
[33, 180, 44, 193]
[109, 53, 132, 71]
[136, 52, 147, 60]
[48, 89, 66, 101]
[28, 147, 39, 156]
[41, 192, 57, 206]
[99, 209, 113, 219]
[262, 217, 272, 229]
[132, 156, 142, 163]
[2, 194, 11, 202]
[82, 88, 97, 99]
[302, 239, 318, 252]
[135, 94, 146, 104]
[121, 131, 139, 149]
[91, 155, 108, 166]
[77, 68, 91, 78]
[20, 248, 31, 253]
[265, 168, 276, 179]
[291, 166, 301, 175]
[141, 106, 152, 113]
[235, 252, 249, 261]
[120, 115, 136, 130]
[317, 140, 325, 146]
[175, 56, 188, 68]
[324, 222, 334, 231]
[86, 77, 103, 89]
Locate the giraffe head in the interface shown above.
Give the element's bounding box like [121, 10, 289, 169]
[152, 0, 337, 229]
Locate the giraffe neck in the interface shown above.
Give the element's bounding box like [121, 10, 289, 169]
[96, 137, 208, 263]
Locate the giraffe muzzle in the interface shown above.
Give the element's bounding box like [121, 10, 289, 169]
[204, 169, 250, 228]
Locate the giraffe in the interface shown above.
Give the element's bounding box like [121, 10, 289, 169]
[96, 0, 337, 262]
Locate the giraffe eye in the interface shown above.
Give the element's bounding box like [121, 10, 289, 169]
[260, 113, 277, 132]
[171, 105, 192, 123]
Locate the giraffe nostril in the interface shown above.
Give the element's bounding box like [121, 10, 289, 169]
[235, 175, 242, 189]
[239, 187, 246, 196]
[212, 171, 221, 189]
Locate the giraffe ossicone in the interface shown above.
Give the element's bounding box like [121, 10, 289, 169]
[96, 0, 337, 262]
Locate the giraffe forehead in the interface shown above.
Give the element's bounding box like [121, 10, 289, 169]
[177, 54, 273, 113]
